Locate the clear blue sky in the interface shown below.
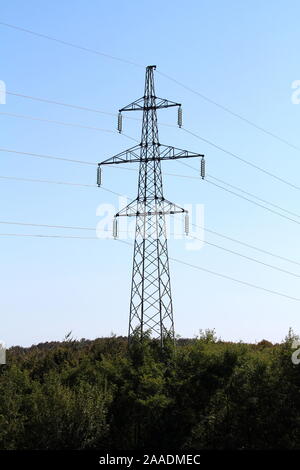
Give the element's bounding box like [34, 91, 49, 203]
[1, 0, 300, 346]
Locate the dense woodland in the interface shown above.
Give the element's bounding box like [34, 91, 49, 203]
[1, 329, 300, 450]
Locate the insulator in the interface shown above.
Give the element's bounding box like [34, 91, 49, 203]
[201, 156, 205, 179]
[113, 217, 119, 239]
[97, 165, 102, 187]
[178, 106, 182, 128]
[117, 112, 122, 133]
[184, 213, 189, 236]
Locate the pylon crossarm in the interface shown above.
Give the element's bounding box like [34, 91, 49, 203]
[118, 208, 185, 217]
[115, 199, 138, 217]
[100, 144, 141, 165]
[159, 144, 204, 160]
[154, 97, 181, 109]
[119, 97, 181, 113]
[115, 198, 187, 217]
[99, 143, 204, 166]
[160, 198, 187, 215]
[119, 97, 145, 112]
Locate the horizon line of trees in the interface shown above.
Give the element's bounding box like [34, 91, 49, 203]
[0, 328, 300, 450]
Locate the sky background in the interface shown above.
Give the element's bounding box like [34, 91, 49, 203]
[1, 0, 300, 346]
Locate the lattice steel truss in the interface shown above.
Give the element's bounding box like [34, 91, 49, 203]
[98, 65, 205, 346]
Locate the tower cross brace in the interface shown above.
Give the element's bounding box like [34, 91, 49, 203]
[98, 65, 205, 347]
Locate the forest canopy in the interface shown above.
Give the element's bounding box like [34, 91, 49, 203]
[0, 329, 300, 450]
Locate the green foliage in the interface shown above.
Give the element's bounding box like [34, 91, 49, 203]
[0, 332, 300, 449]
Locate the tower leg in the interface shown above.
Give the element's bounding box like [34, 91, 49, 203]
[129, 211, 174, 346]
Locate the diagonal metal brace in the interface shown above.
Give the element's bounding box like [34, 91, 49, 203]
[100, 145, 141, 165]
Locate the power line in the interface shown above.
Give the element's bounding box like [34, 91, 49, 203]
[176, 159, 300, 223]
[206, 178, 300, 227]
[157, 71, 300, 153]
[6, 96, 299, 226]
[207, 174, 300, 220]
[5, 87, 300, 192]
[182, 128, 300, 191]
[3, 110, 300, 216]
[1, 148, 300, 227]
[0, 146, 204, 174]
[33, 139, 297, 224]
[2, 21, 299, 156]
[170, 256, 300, 302]
[188, 235, 300, 279]
[0, 111, 116, 133]
[6, 90, 176, 128]
[0, 230, 298, 302]
[3, 106, 299, 199]
[1, 23, 299, 317]
[0, 174, 97, 187]
[3, 96, 300, 198]
[6, 90, 118, 117]
[5, 87, 300, 194]
[0, 21, 144, 68]
[0, 147, 96, 166]
[97, 236, 300, 302]
[92, 159, 300, 224]
[1, 145, 300, 227]
[1, 76, 299, 282]
[0, 220, 95, 231]
[3, 90, 300, 194]
[109, 165, 300, 224]
[0, 111, 139, 143]
[0, 174, 124, 196]
[1, 212, 298, 268]
[1, 217, 299, 278]
[191, 223, 300, 268]
[0, 232, 99, 240]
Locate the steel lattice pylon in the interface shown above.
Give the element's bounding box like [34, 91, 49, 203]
[98, 65, 205, 346]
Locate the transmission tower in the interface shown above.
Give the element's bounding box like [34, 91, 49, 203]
[97, 65, 205, 346]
